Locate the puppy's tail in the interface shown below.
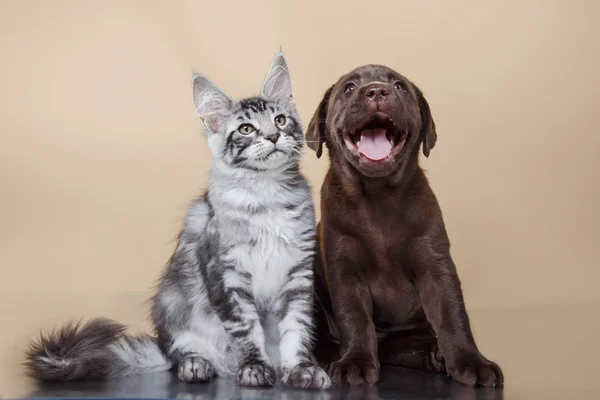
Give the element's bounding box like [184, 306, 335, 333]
[24, 318, 172, 381]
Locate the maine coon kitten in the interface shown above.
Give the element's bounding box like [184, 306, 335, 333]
[24, 53, 330, 389]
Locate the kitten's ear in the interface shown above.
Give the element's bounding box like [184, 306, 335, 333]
[192, 74, 234, 132]
[261, 52, 293, 105]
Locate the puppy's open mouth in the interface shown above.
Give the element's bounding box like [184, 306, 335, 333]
[344, 112, 407, 162]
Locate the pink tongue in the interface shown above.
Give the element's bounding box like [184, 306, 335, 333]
[358, 128, 391, 160]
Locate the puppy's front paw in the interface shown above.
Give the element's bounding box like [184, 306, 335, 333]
[235, 362, 276, 387]
[445, 351, 503, 387]
[282, 365, 331, 389]
[177, 355, 215, 383]
[329, 356, 379, 386]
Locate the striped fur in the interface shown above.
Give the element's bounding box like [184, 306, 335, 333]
[24, 53, 330, 390]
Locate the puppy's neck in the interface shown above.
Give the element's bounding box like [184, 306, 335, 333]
[329, 151, 422, 196]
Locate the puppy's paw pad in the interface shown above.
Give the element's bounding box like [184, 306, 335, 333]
[282, 365, 331, 389]
[177, 355, 215, 383]
[236, 362, 276, 387]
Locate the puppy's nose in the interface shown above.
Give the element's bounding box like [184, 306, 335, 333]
[365, 84, 389, 101]
[266, 133, 280, 144]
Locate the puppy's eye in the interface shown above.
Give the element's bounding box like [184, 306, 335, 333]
[274, 114, 287, 127]
[238, 124, 256, 135]
[344, 82, 357, 93]
[394, 81, 406, 91]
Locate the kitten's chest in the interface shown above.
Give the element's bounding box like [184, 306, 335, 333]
[248, 211, 303, 247]
[244, 212, 312, 302]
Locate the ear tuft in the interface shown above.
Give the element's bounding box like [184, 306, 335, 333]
[192, 74, 234, 132]
[261, 52, 293, 105]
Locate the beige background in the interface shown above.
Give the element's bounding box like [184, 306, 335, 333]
[1, 0, 599, 397]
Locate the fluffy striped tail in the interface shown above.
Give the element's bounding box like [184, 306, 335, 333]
[24, 318, 172, 381]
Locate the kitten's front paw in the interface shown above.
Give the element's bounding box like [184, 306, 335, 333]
[282, 365, 332, 389]
[236, 362, 276, 387]
[177, 355, 215, 383]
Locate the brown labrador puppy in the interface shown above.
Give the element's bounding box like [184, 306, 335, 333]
[306, 65, 503, 387]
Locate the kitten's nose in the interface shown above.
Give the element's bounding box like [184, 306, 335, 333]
[266, 133, 280, 144]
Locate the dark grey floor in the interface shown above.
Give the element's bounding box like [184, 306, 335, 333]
[9, 306, 600, 399]
[20, 366, 503, 400]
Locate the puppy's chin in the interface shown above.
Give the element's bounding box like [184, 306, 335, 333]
[341, 146, 406, 178]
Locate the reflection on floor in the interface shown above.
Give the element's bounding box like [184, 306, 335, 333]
[23, 366, 503, 400]
[2, 296, 599, 399]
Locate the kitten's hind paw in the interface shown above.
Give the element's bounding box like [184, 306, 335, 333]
[236, 362, 276, 387]
[282, 365, 332, 389]
[177, 355, 215, 383]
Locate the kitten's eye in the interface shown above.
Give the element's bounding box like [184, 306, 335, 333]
[394, 81, 406, 91]
[238, 124, 256, 135]
[274, 114, 287, 127]
[344, 82, 357, 93]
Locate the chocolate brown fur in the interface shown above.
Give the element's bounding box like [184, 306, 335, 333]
[307, 65, 503, 387]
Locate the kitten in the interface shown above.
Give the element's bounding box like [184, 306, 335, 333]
[24, 53, 330, 390]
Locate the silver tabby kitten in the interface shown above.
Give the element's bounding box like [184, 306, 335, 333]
[24, 53, 330, 390]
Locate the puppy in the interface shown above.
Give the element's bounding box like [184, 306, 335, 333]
[307, 65, 503, 387]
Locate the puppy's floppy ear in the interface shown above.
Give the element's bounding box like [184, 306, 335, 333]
[306, 85, 333, 158]
[414, 85, 437, 157]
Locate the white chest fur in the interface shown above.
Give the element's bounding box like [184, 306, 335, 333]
[229, 209, 311, 307]
[208, 166, 314, 309]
